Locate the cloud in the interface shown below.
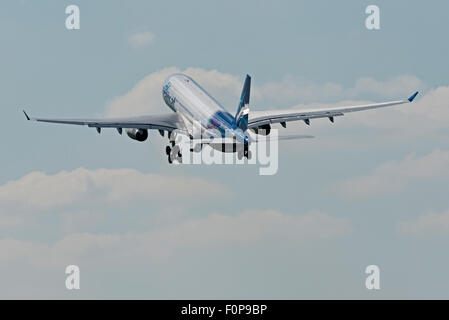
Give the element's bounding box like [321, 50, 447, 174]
[398, 209, 449, 237]
[0, 234, 122, 268]
[283, 83, 449, 140]
[103, 68, 448, 154]
[332, 149, 449, 199]
[255, 75, 424, 106]
[402, 86, 449, 124]
[0, 210, 351, 267]
[142, 210, 351, 250]
[0, 165, 351, 298]
[350, 75, 424, 99]
[128, 31, 155, 48]
[105, 67, 241, 117]
[0, 167, 229, 210]
[105, 69, 427, 117]
[253, 76, 345, 105]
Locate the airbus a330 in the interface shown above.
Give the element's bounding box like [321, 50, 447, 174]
[24, 73, 418, 163]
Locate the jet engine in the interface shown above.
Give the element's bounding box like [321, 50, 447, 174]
[126, 128, 148, 142]
[258, 124, 271, 136]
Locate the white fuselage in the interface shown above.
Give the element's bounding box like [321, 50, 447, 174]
[162, 73, 247, 143]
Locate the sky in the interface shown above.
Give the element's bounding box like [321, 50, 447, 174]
[1, 0, 449, 299]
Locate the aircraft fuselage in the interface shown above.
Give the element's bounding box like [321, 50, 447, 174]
[162, 73, 247, 143]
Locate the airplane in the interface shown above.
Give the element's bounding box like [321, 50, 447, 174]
[23, 73, 419, 163]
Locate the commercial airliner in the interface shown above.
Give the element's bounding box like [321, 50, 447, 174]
[24, 73, 418, 163]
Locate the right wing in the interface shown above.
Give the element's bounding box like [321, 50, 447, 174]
[23, 111, 187, 133]
[248, 91, 419, 129]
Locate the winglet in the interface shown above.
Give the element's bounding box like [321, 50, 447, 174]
[408, 91, 419, 102]
[23, 110, 31, 121]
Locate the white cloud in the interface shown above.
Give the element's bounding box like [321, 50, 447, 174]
[105, 67, 241, 117]
[398, 209, 449, 237]
[350, 75, 424, 99]
[103, 68, 449, 154]
[252, 74, 424, 107]
[253, 76, 344, 104]
[284, 83, 449, 138]
[104, 68, 449, 139]
[142, 210, 351, 249]
[128, 31, 155, 48]
[0, 166, 351, 297]
[0, 210, 351, 267]
[105, 69, 427, 118]
[0, 167, 229, 210]
[333, 149, 449, 199]
[403, 86, 449, 124]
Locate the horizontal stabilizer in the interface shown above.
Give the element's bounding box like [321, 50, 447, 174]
[249, 134, 314, 143]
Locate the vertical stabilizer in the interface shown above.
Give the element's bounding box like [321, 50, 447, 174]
[235, 74, 251, 131]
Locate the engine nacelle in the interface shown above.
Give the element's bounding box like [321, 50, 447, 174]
[258, 124, 271, 136]
[126, 128, 148, 142]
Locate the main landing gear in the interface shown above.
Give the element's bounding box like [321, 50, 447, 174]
[166, 144, 182, 164]
[237, 145, 252, 160]
[165, 131, 183, 164]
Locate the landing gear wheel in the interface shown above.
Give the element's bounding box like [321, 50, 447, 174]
[168, 145, 182, 164]
[171, 145, 182, 158]
[170, 153, 182, 163]
[246, 150, 252, 160]
[165, 146, 171, 155]
[237, 151, 243, 160]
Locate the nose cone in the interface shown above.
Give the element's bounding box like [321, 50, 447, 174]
[163, 74, 176, 90]
[164, 73, 192, 86]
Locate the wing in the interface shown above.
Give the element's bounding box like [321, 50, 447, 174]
[23, 111, 187, 133]
[248, 91, 419, 129]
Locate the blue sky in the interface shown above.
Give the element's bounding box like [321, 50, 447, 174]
[1, 0, 449, 298]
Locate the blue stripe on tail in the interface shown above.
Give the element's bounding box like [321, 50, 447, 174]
[235, 75, 251, 131]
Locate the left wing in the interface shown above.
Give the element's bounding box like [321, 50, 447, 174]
[248, 91, 419, 129]
[23, 111, 187, 133]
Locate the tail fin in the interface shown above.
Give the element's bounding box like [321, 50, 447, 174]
[235, 74, 251, 131]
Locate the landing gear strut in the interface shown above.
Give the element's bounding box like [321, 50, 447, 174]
[237, 143, 252, 160]
[166, 144, 182, 164]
